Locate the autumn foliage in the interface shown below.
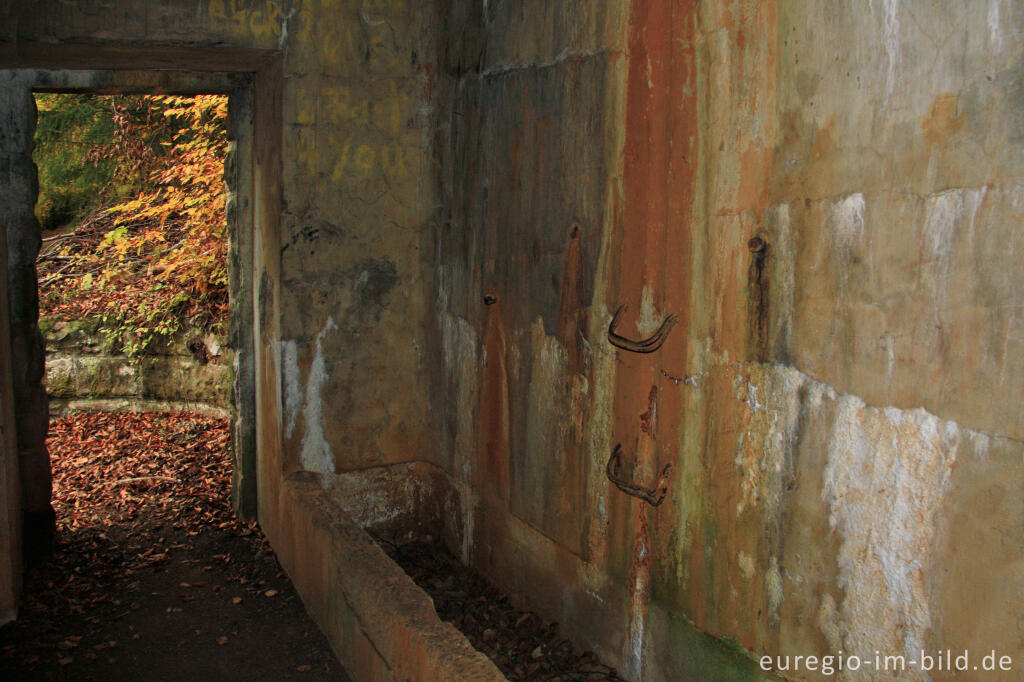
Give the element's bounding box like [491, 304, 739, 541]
[37, 95, 229, 357]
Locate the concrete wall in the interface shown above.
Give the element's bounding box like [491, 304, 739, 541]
[2, 1, 1022, 681]
[1, 0, 450, 676]
[0, 65, 53, 563]
[0, 198, 22, 625]
[271, 1, 441, 478]
[436, 0, 1023, 680]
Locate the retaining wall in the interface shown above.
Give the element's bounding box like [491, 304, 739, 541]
[42, 317, 232, 416]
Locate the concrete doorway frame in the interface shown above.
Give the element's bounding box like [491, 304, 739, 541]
[0, 45, 282, 618]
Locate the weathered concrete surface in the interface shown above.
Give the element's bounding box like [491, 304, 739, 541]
[0, 69, 53, 562]
[323, 461, 464, 552]
[3, 1, 1023, 681]
[766, 2, 1024, 440]
[5, 0, 449, 677]
[273, 0, 442, 477]
[0, 203, 21, 625]
[435, 1, 1024, 680]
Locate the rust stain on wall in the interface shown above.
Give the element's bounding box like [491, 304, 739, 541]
[746, 235, 769, 362]
[477, 303, 510, 503]
[921, 93, 965, 143]
[558, 223, 585, 371]
[610, 4, 701, 658]
[639, 385, 658, 436]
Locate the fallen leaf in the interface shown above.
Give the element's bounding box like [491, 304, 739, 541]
[296, 664, 312, 672]
[231, 597, 242, 604]
[216, 636, 228, 646]
[264, 589, 278, 597]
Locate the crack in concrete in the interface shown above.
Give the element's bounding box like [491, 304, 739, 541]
[479, 47, 615, 79]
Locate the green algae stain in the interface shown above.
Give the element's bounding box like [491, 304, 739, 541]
[656, 610, 778, 681]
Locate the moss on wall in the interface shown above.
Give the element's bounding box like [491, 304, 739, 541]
[42, 316, 232, 412]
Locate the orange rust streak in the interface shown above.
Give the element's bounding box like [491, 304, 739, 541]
[477, 306, 510, 503]
[639, 385, 658, 436]
[611, 1, 701, 586]
[609, 5, 703, 666]
[615, 0, 673, 447]
[658, 0, 699, 441]
[738, 143, 771, 209]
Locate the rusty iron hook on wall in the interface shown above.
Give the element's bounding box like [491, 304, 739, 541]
[606, 443, 672, 506]
[607, 304, 678, 353]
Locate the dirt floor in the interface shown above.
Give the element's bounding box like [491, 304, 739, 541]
[0, 411, 349, 681]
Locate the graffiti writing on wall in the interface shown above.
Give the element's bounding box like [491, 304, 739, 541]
[295, 81, 414, 179]
[207, 0, 287, 42]
[295, 130, 409, 180]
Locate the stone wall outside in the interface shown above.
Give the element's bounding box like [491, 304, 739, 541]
[42, 316, 233, 416]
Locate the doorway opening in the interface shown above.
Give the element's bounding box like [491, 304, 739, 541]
[31, 89, 238, 571]
[26, 84, 252, 550]
[0, 67, 339, 677]
[0, 64, 260, 576]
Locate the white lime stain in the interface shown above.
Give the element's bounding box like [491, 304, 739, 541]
[823, 396, 959, 665]
[828, 193, 866, 259]
[282, 340, 300, 439]
[299, 317, 338, 475]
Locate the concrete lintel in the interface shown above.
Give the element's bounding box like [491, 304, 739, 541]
[0, 42, 280, 74]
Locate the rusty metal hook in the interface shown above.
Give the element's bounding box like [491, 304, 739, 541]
[605, 443, 671, 506]
[607, 304, 678, 353]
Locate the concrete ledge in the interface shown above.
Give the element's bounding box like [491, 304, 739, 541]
[49, 398, 230, 419]
[274, 474, 505, 682]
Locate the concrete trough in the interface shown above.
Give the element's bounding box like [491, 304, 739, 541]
[274, 469, 504, 681]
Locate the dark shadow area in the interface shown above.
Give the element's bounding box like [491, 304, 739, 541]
[0, 411, 346, 680]
[381, 537, 623, 681]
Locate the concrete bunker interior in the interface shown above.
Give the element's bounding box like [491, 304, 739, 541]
[2, 2, 1023, 681]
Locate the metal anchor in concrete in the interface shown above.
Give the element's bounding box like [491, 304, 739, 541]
[607, 304, 678, 353]
[605, 443, 671, 506]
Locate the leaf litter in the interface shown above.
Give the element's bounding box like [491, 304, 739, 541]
[3, 409, 621, 681]
[380, 539, 624, 681]
[0, 410, 347, 681]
